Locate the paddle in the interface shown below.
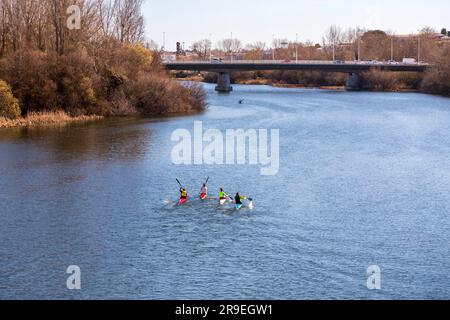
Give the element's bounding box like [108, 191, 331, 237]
[205, 176, 210, 185]
[176, 179, 182, 187]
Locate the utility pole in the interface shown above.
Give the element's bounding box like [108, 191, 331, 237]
[162, 32, 166, 52]
[391, 37, 394, 61]
[209, 33, 212, 62]
[332, 42, 335, 61]
[358, 37, 361, 61]
[418, 36, 421, 63]
[230, 32, 233, 62]
[272, 34, 275, 61]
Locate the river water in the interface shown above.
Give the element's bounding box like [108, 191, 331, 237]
[1, 84, 450, 300]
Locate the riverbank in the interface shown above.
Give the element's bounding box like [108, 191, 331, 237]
[0, 111, 103, 129]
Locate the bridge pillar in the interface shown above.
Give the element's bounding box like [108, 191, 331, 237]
[346, 73, 361, 91]
[215, 72, 233, 93]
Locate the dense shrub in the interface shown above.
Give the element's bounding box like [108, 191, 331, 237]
[360, 70, 399, 91]
[421, 45, 450, 96]
[0, 42, 206, 118]
[127, 75, 206, 115]
[266, 70, 346, 87]
[0, 51, 59, 113]
[0, 80, 21, 119]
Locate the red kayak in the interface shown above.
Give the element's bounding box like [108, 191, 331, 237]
[200, 193, 207, 200]
[178, 197, 188, 205]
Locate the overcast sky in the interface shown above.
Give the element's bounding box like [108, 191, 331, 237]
[142, 0, 450, 50]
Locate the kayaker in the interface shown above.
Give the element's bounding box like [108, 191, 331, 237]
[180, 187, 188, 200]
[200, 184, 208, 199]
[235, 193, 247, 205]
[219, 188, 229, 200]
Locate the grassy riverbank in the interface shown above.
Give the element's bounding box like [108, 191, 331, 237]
[0, 111, 103, 129]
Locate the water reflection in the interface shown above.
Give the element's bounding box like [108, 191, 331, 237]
[0, 118, 154, 168]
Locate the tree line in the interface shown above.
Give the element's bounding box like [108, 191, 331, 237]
[0, 0, 206, 120]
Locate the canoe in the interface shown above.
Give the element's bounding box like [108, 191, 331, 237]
[200, 193, 207, 200]
[178, 197, 188, 205]
[219, 198, 227, 206]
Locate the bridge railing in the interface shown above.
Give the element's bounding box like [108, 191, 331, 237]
[164, 60, 428, 66]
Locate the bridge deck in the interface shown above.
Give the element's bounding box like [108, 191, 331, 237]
[164, 60, 428, 73]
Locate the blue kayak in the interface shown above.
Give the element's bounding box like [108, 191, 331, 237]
[236, 204, 243, 210]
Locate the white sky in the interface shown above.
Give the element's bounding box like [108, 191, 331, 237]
[143, 0, 450, 50]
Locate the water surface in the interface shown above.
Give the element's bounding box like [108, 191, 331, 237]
[1, 84, 450, 299]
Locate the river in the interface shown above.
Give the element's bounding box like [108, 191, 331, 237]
[1, 83, 450, 299]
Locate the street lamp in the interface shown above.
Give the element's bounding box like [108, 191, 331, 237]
[358, 37, 361, 61]
[332, 41, 335, 61]
[418, 36, 421, 64]
[272, 34, 275, 61]
[391, 36, 394, 61]
[162, 32, 166, 52]
[209, 33, 212, 62]
[230, 32, 233, 62]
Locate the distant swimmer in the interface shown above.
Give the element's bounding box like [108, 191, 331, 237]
[239, 99, 245, 104]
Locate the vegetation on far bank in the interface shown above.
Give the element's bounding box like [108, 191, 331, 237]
[0, 0, 207, 126]
[182, 26, 450, 96]
[0, 111, 102, 129]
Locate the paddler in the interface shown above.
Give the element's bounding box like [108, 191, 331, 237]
[235, 193, 247, 205]
[180, 186, 188, 200]
[219, 188, 229, 201]
[200, 183, 208, 199]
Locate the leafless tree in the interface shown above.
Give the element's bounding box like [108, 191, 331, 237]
[191, 39, 211, 60]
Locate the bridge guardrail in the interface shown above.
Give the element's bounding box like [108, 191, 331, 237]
[164, 60, 429, 66]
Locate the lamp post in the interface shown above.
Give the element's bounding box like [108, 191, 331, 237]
[358, 37, 361, 61]
[230, 32, 233, 62]
[418, 36, 421, 64]
[162, 32, 166, 52]
[332, 41, 335, 61]
[272, 34, 275, 61]
[391, 36, 394, 61]
[209, 33, 212, 62]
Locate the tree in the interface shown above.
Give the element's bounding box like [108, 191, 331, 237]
[360, 30, 389, 60]
[217, 38, 242, 54]
[0, 79, 20, 119]
[191, 39, 212, 60]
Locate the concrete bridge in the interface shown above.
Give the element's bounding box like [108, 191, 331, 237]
[164, 60, 428, 92]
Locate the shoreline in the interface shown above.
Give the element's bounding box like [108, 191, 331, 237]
[0, 111, 103, 129]
[178, 77, 421, 93]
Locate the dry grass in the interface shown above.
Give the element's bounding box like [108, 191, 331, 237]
[0, 111, 103, 129]
[236, 79, 271, 85]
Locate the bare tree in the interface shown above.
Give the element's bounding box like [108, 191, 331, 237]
[115, 0, 145, 43]
[191, 39, 212, 60]
[217, 38, 242, 54]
